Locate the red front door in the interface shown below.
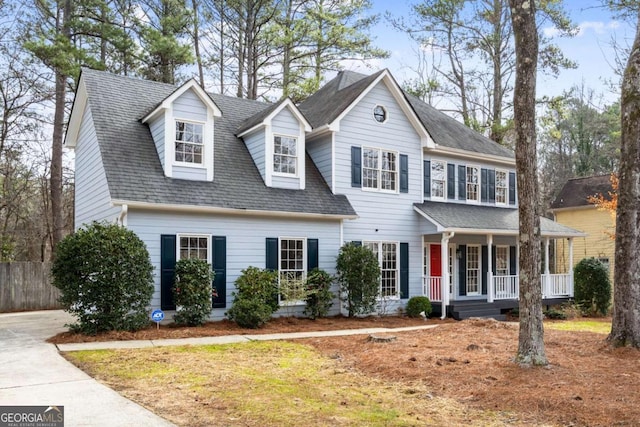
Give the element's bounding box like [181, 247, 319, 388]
[430, 244, 442, 277]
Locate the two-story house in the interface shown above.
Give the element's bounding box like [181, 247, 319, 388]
[66, 68, 582, 320]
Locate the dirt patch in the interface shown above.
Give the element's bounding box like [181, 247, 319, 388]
[300, 318, 640, 427]
[48, 315, 451, 344]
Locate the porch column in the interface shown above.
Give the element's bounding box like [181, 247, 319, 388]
[568, 237, 574, 297]
[544, 237, 550, 298]
[487, 234, 494, 303]
[440, 231, 454, 319]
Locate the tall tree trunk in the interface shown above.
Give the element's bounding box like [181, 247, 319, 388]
[192, 0, 204, 87]
[490, 0, 503, 144]
[608, 8, 640, 348]
[51, 0, 71, 255]
[510, 0, 546, 366]
[219, 0, 225, 94]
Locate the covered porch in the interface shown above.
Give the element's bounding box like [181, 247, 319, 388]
[414, 202, 586, 319]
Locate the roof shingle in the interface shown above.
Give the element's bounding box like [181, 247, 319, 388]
[550, 175, 614, 209]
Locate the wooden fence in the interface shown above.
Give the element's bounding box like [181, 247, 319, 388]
[0, 262, 61, 312]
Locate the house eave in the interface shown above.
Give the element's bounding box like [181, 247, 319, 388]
[112, 199, 358, 221]
[64, 76, 88, 149]
[141, 79, 222, 124]
[428, 145, 515, 166]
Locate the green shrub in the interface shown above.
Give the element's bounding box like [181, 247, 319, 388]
[304, 268, 335, 319]
[226, 298, 273, 329]
[227, 267, 278, 328]
[405, 296, 432, 318]
[173, 258, 214, 326]
[336, 243, 381, 317]
[51, 222, 154, 334]
[544, 308, 567, 320]
[574, 258, 611, 315]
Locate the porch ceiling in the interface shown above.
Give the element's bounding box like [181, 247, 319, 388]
[414, 201, 586, 237]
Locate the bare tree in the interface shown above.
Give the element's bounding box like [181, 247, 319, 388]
[510, 0, 546, 366]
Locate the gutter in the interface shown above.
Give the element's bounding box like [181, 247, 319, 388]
[118, 204, 128, 226]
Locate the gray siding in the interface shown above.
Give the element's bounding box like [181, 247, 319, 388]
[243, 129, 266, 181]
[74, 104, 120, 228]
[173, 165, 207, 181]
[272, 175, 300, 189]
[335, 82, 424, 306]
[271, 107, 300, 135]
[173, 89, 207, 122]
[127, 210, 342, 320]
[149, 115, 165, 170]
[307, 134, 333, 190]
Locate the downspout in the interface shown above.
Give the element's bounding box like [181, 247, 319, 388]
[118, 204, 128, 227]
[441, 231, 455, 319]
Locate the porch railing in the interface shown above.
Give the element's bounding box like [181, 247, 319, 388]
[423, 276, 442, 302]
[491, 273, 573, 301]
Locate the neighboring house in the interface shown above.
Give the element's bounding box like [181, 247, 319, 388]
[550, 175, 615, 286]
[66, 68, 583, 320]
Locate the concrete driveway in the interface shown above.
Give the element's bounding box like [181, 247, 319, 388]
[0, 310, 174, 426]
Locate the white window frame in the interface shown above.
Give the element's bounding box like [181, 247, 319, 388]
[495, 246, 509, 276]
[466, 165, 480, 203]
[278, 237, 307, 305]
[495, 169, 508, 205]
[362, 147, 398, 193]
[174, 119, 206, 168]
[431, 160, 446, 200]
[272, 134, 298, 177]
[466, 245, 480, 295]
[176, 234, 211, 263]
[364, 240, 400, 299]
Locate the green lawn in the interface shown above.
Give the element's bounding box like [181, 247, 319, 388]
[545, 318, 611, 334]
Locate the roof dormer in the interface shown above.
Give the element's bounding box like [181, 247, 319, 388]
[141, 80, 222, 181]
[238, 98, 311, 190]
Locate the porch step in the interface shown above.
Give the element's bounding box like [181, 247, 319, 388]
[451, 306, 505, 321]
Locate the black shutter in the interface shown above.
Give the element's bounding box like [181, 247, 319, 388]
[481, 168, 488, 203]
[481, 245, 488, 295]
[509, 172, 516, 205]
[212, 236, 227, 308]
[447, 163, 456, 199]
[458, 165, 466, 200]
[351, 146, 362, 188]
[266, 238, 278, 271]
[491, 246, 497, 275]
[458, 245, 467, 296]
[400, 154, 409, 193]
[160, 235, 177, 310]
[351, 240, 362, 247]
[400, 242, 409, 299]
[307, 239, 319, 271]
[423, 160, 431, 197]
[509, 246, 517, 275]
[489, 170, 496, 203]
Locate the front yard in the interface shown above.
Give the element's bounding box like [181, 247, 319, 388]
[62, 317, 638, 426]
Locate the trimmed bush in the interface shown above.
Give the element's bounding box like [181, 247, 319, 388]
[336, 243, 381, 317]
[226, 298, 273, 329]
[405, 296, 432, 318]
[574, 258, 611, 315]
[51, 222, 154, 334]
[304, 268, 335, 319]
[173, 258, 214, 326]
[227, 266, 278, 328]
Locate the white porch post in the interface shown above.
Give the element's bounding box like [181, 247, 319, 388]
[544, 237, 550, 298]
[440, 231, 454, 319]
[487, 234, 494, 303]
[568, 237, 574, 297]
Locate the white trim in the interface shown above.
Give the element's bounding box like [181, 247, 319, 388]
[361, 146, 400, 194]
[364, 240, 401, 300]
[466, 244, 481, 296]
[549, 205, 598, 213]
[112, 199, 358, 220]
[465, 165, 481, 204]
[265, 124, 273, 187]
[271, 133, 300, 178]
[141, 79, 222, 124]
[176, 233, 212, 264]
[237, 99, 312, 138]
[495, 169, 508, 206]
[277, 236, 307, 306]
[64, 77, 88, 148]
[429, 159, 447, 201]
[372, 104, 388, 124]
[427, 145, 515, 167]
[118, 204, 128, 226]
[173, 118, 206, 166]
[164, 106, 174, 177]
[330, 131, 336, 193]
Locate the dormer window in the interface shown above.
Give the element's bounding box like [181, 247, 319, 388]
[273, 135, 297, 175]
[175, 121, 204, 164]
[373, 105, 387, 123]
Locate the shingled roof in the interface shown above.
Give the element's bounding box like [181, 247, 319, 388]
[550, 175, 614, 210]
[76, 68, 356, 217]
[299, 70, 514, 159]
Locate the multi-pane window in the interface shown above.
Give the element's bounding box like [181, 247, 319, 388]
[179, 235, 209, 261]
[362, 148, 397, 191]
[466, 245, 480, 295]
[431, 160, 446, 198]
[496, 246, 509, 276]
[175, 121, 204, 164]
[466, 166, 480, 202]
[279, 238, 305, 302]
[496, 170, 508, 204]
[273, 135, 297, 175]
[365, 241, 399, 298]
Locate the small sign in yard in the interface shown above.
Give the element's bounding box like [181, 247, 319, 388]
[151, 309, 164, 329]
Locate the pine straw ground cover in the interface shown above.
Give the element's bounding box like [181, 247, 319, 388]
[62, 317, 640, 426]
